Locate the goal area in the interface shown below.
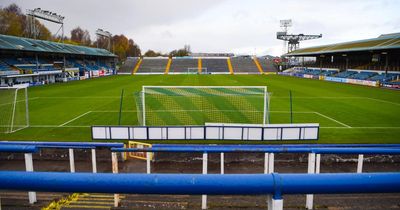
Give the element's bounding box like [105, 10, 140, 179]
[0, 86, 29, 133]
[134, 86, 269, 126]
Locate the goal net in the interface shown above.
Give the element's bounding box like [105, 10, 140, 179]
[134, 86, 269, 126]
[0, 86, 29, 133]
[187, 67, 208, 74]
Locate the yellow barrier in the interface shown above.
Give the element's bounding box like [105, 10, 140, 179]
[165, 58, 172, 74]
[227, 58, 234, 74]
[132, 58, 143, 75]
[127, 141, 153, 160]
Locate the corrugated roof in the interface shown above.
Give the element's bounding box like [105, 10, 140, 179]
[286, 33, 400, 56]
[0, 34, 116, 57]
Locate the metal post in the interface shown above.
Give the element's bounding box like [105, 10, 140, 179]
[306, 153, 316, 210]
[111, 152, 119, 207]
[289, 90, 293, 124]
[264, 153, 269, 174]
[316, 154, 321, 174]
[357, 154, 364, 173]
[268, 153, 274, 173]
[146, 152, 151, 174]
[220, 152, 224, 174]
[142, 86, 146, 126]
[202, 152, 208, 209]
[25, 88, 29, 127]
[69, 149, 75, 173]
[118, 89, 124, 125]
[24, 153, 37, 204]
[91, 149, 97, 173]
[272, 198, 283, 210]
[266, 152, 274, 210]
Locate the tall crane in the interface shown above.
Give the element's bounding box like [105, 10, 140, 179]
[277, 19, 322, 54]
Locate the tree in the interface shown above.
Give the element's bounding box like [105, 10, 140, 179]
[144, 50, 162, 57]
[169, 45, 191, 57]
[70, 27, 91, 46]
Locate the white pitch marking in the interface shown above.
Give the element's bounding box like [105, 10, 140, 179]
[36, 96, 121, 99]
[365, 97, 400, 106]
[313, 112, 352, 128]
[58, 111, 92, 127]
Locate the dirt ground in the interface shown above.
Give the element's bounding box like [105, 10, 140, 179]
[0, 148, 399, 209]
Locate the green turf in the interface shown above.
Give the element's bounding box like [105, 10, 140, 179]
[0, 74, 399, 144]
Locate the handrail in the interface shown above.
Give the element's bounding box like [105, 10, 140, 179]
[153, 144, 400, 148]
[0, 145, 38, 153]
[0, 141, 124, 148]
[112, 146, 400, 155]
[0, 171, 398, 197]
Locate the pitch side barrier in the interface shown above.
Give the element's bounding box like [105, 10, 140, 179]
[153, 143, 400, 148]
[0, 171, 399, 210]
[112, 147, 400, 155]
[0, 141, 124, 205]
[111, 145, 400, 210]
[91, 123, 319, 141]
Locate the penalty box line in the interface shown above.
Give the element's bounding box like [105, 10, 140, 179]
[270, 111, 351, 128]
[58, 111, 92, 127]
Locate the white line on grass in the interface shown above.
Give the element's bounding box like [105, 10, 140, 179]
[365, 97, 400, 106]
[321, 127, 400, 129]
[36, 96, 121, 99]
[58, 111, 92, 127]
[313, 112, 352, 128]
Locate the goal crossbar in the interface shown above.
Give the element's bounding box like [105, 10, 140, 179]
[138, 86, 269, 126]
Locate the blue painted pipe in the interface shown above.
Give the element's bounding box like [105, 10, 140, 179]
[112, 146, 400, 155]
[153, 144, 400, 148]
[312, 148, 400, 155]
[0, 141, 124, 148]
[0, 145, 38, 153]
[0, 171, 399, 196]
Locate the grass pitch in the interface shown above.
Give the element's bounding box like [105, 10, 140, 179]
[0, 74, 399, 144]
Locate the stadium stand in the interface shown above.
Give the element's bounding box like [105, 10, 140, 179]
[230, 56, 260, 74]
[169, 57, 198, 73]
[258, 57, 278, 72]
[136, 58, 168, 74]
[118, 57, 139, 74]
[283, 33, 400, 88]
[202, 58, 230, 73]
[0, 34, 116, 86]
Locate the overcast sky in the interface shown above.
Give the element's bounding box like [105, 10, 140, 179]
[2, 0, 399, 56]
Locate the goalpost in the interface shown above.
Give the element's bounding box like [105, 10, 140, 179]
[0, 85, 29, 133]
[187, 67, 208, 74]
[134, 86, 269, 126]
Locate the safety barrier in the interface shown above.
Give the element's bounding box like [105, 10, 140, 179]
[112, 145, 400, 210]
[0, 172, 399, 210]
[91, 123, 319, 141]
[0, 141, 124, 204]
[1, 142, 400, 209]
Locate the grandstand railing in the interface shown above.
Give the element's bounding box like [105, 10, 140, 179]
[0, 171, 399, 210]
[111, 145, 400, 209]
[1, 142, 399, 210]
[0, 141, 123, 204]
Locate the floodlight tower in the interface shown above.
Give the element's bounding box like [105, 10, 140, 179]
[26, 8, 65, 42]
[96, 29, 112, 51]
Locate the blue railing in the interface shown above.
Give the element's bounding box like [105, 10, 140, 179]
[0, 171, 399, 196]
[1, 142, 400, 210]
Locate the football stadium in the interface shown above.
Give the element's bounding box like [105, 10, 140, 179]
[0, 1, 399, 210]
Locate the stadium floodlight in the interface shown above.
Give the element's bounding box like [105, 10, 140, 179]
[0, 86, 29, 133]
[134, 86, 270, 126]
[96, 28, 113, 51]
[26, 8, 65, 42]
